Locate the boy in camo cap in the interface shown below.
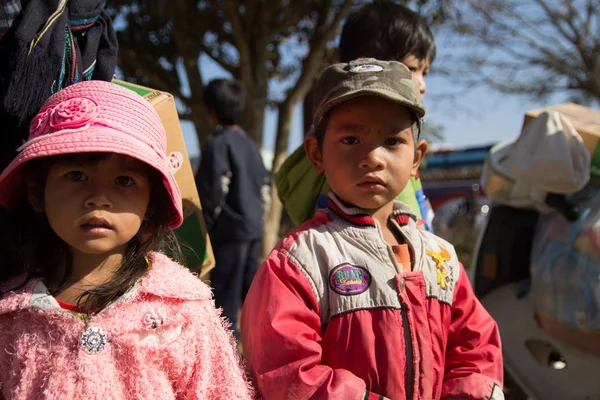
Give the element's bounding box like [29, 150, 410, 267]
[241, 58, 504, 400]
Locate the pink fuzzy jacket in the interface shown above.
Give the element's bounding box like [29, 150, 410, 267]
[0, 252, 253, 400]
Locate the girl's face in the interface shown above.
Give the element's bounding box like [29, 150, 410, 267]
[39, 154, 151, 260]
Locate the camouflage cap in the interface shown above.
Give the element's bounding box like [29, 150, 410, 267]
[312, 58, 425, 137]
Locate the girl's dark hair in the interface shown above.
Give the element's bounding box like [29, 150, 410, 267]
[339, 1, 436, 64]
[0, 153, 182, 312]
[202, 78, 246, 126]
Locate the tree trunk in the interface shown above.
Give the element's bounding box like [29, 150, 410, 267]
[244, 81, 268, 145]
[244, 33, 269, 146]
[262, 99, 296, 257]
[189, 109, 211, 150]
[182, 63, 211, 150]
[174, 15, 210, 151]
[261, 0, 353, 258]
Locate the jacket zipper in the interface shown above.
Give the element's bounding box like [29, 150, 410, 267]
[374, 219, 416, 399]
[401, 300, 414, 400]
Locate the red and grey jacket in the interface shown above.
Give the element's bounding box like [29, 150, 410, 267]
[241, 193, 504, 400]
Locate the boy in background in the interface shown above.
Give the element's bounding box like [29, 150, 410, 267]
[196, 78, 271, 340]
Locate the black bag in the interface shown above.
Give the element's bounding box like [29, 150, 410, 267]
[473, 205, 538, 298]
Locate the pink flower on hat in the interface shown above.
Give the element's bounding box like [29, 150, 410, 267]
[29, 108, 51, 139]
[49, 98, 100, 130]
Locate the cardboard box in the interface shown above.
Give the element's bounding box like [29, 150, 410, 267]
[523, 103, 600, 179]
[113, 79, 215, 278]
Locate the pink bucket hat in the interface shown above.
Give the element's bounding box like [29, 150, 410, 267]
[0, 80, 183, 230]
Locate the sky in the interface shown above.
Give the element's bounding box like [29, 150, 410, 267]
[178, 15, 589, 168]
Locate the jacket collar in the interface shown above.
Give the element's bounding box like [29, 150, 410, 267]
[0, 252, 211, 316]
[323, 192, 426, 271]
[324, 192, 418, 228]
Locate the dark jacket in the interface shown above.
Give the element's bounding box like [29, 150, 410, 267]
[196, 126, 271, 242]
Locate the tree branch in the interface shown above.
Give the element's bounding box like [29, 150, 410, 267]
[243, 0, 262, 33]
[258, 0, 278, 29]
[563, 0, 586, 46]
[199, 43, 239, 75]
[277, 6, 307, 36]
[225, 0, 251, 81]
[531, 0, 578, 45]
[290, 0, 353, 106]
[119, 50, 185, 99]
[272, 0, 353, 164]
[465, 2, 548, 51]
[584, 0, 595, 40]
[501, 4, 572, 53]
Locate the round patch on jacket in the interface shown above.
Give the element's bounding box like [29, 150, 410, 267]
[329, 264, 371, 295]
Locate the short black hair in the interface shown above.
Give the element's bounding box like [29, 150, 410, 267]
[339, 1, 436, 63]
[202, 79, 246, 126]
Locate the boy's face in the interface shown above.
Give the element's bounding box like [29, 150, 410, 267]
[400, 55, 430, 96]
[307, 96, 426, 214]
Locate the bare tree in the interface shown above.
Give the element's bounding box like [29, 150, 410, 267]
[109, 1, 357, 255]
[109, 0, 352, 147]
[449, 0, 600, 105]
[108, 1, 213, 146]
[263, 0, 354, 255]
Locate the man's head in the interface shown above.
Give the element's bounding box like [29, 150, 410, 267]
[339, 1, 436, 95]
[306, 59, 428, 214]
[202, 79, 245, 127]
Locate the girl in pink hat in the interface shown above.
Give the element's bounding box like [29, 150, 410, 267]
[0, 81, 253, 399]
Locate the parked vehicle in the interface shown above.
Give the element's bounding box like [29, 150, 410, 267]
[470, 110, 600, 399]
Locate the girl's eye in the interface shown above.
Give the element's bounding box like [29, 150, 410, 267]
[65, 171, 86, 181]
[385, 137, 403, 146]
[116, 176, 135, 187]
[341, 136, 359, 145]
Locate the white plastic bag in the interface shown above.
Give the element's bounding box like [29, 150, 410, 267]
[480, 140, 555, 213]
[481, 110, 591, 213]
[505, 110, 590, 194]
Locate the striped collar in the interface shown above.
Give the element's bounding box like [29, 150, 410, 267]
[323, 192, 418, 228]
